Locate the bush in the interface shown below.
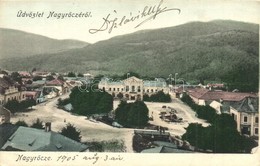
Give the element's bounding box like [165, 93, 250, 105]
[57, 98, 70, 106]
[60, 123, 82, 142]
[15, 120, 28, 127]
[31, 118, 44, 129]
[143, 91, 171, 102]
[85, 140, 126, 152]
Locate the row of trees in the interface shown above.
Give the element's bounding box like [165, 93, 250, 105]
[4, 99, 36, 113]
[181, 93, 216, 122]
[182, 120, 257, 153]
[180, 93, 257, 153]
[143, 91, 171, 103]
[67, 72, 84, 77]
[115, 100, 149, 128]
[69, 85, 113, 116]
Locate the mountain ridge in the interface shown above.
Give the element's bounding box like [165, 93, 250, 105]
[0, 20, 258, 91]
[0, 28, 89, 59]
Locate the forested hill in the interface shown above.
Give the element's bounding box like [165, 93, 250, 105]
[0, 20, 258, 91]
[0, 28, 88, 59]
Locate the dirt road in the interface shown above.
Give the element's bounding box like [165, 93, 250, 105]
[11, 96, 207, 152]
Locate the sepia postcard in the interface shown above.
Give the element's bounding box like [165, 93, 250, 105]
[0, 0, 259, 165]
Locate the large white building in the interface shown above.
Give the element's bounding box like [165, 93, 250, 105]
[98, 76, 170, 100]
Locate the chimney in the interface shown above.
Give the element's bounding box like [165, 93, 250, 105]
[45, 122, 51, 132]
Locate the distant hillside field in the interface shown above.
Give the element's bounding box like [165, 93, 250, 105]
[0, 20, 258, 91]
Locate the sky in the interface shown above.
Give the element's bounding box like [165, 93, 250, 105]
[0, 0, 259, 43]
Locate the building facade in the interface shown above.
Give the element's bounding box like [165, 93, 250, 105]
[98, 76, 169, 100]
[0, 77, 26, 105]
[230, 97, 258, 137]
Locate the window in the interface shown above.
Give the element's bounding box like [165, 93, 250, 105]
[113, 88, 115, 91]
[117, 88, 119, 91]
[151, 89, 154, 93]
[131, 86, 135, 92]
[126, 86, 129, 92]
[255, 128, 259, 135]
[256, 117, 259, 124]
[121, 88, 124, 92]
[109, 88, 111, 91]
[244, 116, 248, 123]
[137, 86, 141, 92]
[147, 89, 149, 93]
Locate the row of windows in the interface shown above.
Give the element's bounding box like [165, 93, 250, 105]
[104, 86, 164, 93]
[243, 116, 258, 123]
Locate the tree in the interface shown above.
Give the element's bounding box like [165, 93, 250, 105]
[4, 100, 20, 113]
[26, 79, 33, 84]
[46, 75, 55, 81]
[57, 75, 65, 81]
[68, 72, 76, 77]
[182, 116, 258, 153]
[77, 73, 84, 77]
[0, 70, 8, 75]
[20, 99, 36, 109]
[115, 100, 149, 127]
[117, 92, 123, 99]
[33, 75, 42, 81]
[11, 72, 22, 84]
[143, 91, 171, 102]
[5, 99, 36, 113]
[15, 120, 28, 127]
[31, 118, 44, 129]
[69, 84, 113, 116]
[60, 123, 82, 142]
[143, 94, 150, 101]
[32, 68, 37, 73]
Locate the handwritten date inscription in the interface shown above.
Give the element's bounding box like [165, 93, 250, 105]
[89, 0, 181, 34]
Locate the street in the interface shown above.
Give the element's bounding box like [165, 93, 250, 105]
[11, 95, 208, 152]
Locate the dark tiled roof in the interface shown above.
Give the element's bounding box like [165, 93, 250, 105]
[231, 97, 259, 113]
[0, 123, 18, 148]
[0, 106, 11, 123]
[1, 126, 88, 152]
[141, 146, 193, 153]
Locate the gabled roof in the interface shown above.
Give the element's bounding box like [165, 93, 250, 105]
[188, 88, 209, 99]
[200, 91, 257, 102]
[141, 146, 193, 153]
[231, 97, 259, 113]
[46, 79, 64, 86]
[25, 91, 41, 99]
[188, 88, 258, 102]
[123, 76, 143, 84]
[1, 126, 88, 151]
